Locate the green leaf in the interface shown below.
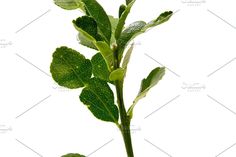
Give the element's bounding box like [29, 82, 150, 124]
[74, 16, 101, 50]
[117, 11, 173, 60]
[91, 53, 110, 81]
[122, 43, 134, 78]
[126, 0, 133, 5]
[73, 16, 113, 71]
[117, 21, 146, 60]
[73, 16, 102, 42]
[77, 33, 97, 50]
[54, 0, 85, 11]
[142, 11, 173, 32]
[115, 0, 135, 40]
[95, 41, 114, 71]
[62, 153, 85, 157]
[127, 67, 165, 118]
[119, 4, 126, 18]
[139, 67, 165, 93]
[50, 46, 92, 89]
[109, 68, 125, 81]
[81, 0, 112, 43]
[109, 15, 119, 44]
[79, 78, 119, 123]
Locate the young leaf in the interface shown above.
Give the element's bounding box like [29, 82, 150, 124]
[126, 0, 133, 5]
[73, 17, 113, 71]
[74, 16, 101, 49]
[117, 21, 146, 60]
[79, 78, 119, 123]
[117, 11, 173, 60]
[109, 68, 125, 81]
[119, 4, 126, 18]
[139, 67, 165, 94]
[91, 53, 110, 81]
[62, 153, 85, 157]
[109, 15, 119, 44]
[77, 33, 97, 50]
[115, 0, 135, 40]
[50, 46, 92, 89]
[73, 16, 102, 41]
[127, 67, 165, 117]
[95, 41, 114, 71]
[122, 44, 134, 78]
[54, 0, 85, 11]
[142, 11, 173, 32]
[81, 0, 112, 43]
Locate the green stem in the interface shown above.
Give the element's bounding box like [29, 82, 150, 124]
[115, 80, 134, 157]
[113, 45, 134, 157]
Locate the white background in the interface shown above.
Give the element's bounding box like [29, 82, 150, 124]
[1, 0, 236, 157]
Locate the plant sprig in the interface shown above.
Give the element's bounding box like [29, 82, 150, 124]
[51, 0, 173, 156]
